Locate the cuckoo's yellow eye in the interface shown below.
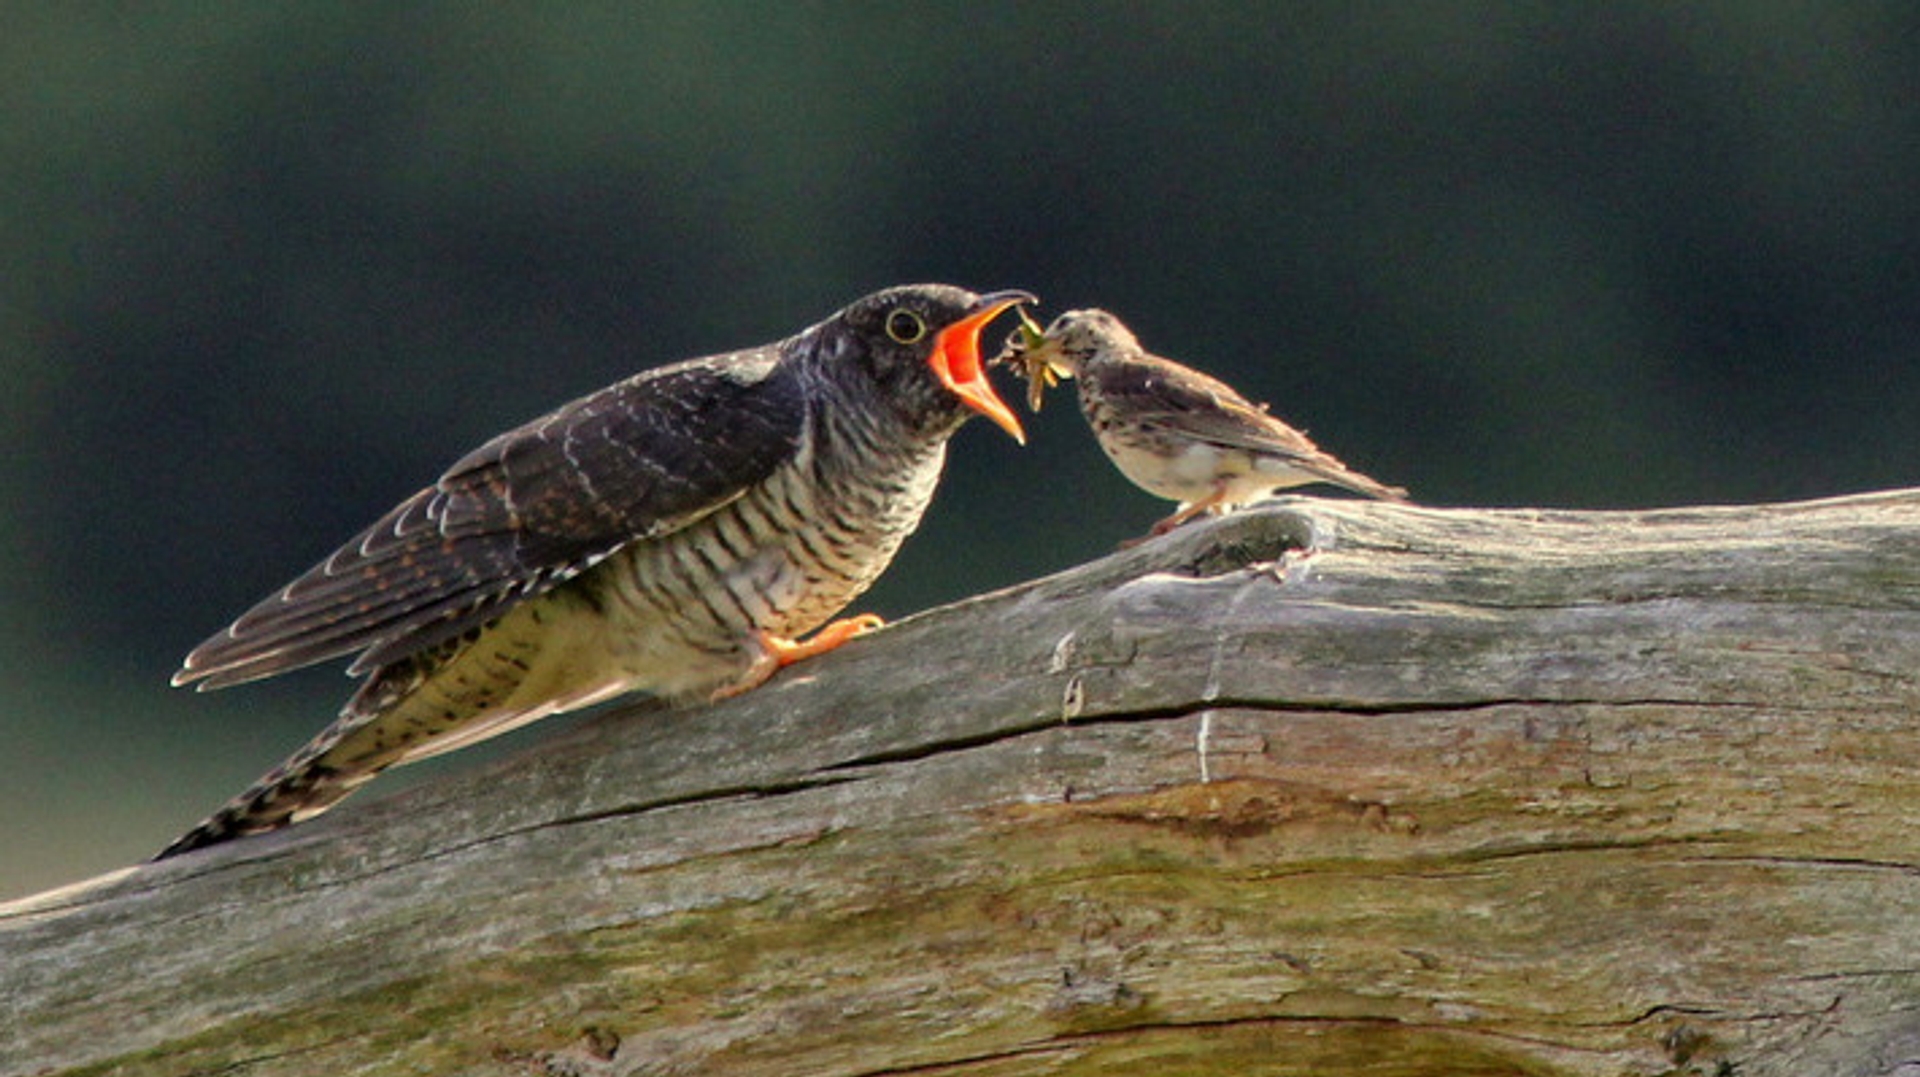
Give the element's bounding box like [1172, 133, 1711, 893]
[884, 308, 927, 344]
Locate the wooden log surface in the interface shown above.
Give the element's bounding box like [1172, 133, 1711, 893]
[5, 490, 1919, 1076]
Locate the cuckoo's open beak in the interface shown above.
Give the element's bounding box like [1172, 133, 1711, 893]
[929, 290, 1034, 444]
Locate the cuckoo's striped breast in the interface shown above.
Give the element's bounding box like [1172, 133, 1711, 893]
[592, 416, 947, 698]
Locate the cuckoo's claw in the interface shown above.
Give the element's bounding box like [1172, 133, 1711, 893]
[767, 614, 885, 665]
[718, 614, 887, 700]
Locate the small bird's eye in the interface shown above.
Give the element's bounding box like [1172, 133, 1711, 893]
[885, 309, 927, 344]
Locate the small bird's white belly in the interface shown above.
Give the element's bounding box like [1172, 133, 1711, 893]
[1103, 438, 1305, 508]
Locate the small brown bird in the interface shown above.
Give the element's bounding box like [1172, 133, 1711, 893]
[161, 283, 1033, 858]
[1003, 308, 1407, 540]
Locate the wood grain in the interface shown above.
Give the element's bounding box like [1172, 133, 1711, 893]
[5, 491, 1918, 1076]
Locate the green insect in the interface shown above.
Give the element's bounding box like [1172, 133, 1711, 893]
[1002, 306, 1063, 412]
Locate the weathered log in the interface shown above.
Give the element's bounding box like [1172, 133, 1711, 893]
[5, 491, 1919, 1076]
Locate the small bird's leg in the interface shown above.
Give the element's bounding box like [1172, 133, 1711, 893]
[1121, 484, 1236, 548]
[715, 614, 886, 699]
[1152, 484, 1237, 536]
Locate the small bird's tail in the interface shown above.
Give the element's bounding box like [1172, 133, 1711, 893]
[1323, 466, 1410, 503]
[1286, 448, 1409, 503]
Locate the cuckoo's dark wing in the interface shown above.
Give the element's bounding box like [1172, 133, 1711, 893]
[175, 350, 805, 690]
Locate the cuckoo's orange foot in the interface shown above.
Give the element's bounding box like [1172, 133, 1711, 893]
[768, 614, 886, 666]
[718, 614, 887, 700]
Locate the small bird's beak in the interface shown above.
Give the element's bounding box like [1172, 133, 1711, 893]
[999, 308, 1065, 413]
[929, 290, 1034, 444]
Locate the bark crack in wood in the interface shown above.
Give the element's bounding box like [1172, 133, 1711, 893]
[519, 773, 863, 842]
[850, 1013, 1651, 1077]
[1074, 695, 1768, 721]
[841, 1039, 1080, 1077]
[812, 692, 1802, 782]
[1605, 999, 1843, 1029]
[336, 774, 868, 885]
[816, 716, 1078, 772]
[189, 1032, 367, 1074]
[1684, 854, 1920, 876]
[1797, 968, 1920, 980]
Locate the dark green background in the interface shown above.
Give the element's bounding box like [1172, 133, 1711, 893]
[6, 5, 1916, 898]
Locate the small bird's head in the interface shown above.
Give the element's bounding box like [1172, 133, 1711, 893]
[818, 284, 1034, 444]
[994, 307, 1142, 410]
[1031, 309, 1140, 376]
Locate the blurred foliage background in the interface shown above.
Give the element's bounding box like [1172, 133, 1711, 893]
[4, 3, 1917, 898]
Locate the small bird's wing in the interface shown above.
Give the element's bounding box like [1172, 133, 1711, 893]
[174, 351, 805, 690]
[1087, 353, 1326, 458]
[1087, 352, 1409, 501]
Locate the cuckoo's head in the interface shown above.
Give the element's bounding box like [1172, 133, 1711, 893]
[814, 284, 1033, 443]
